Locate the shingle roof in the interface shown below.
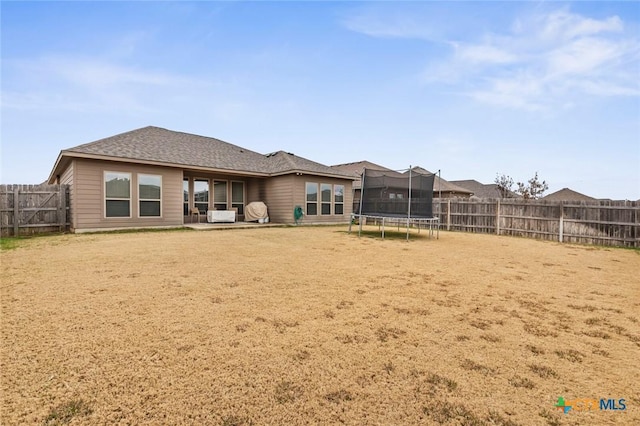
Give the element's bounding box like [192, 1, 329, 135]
[331, 160, 397, 189]
[405, 167, 473, 195]
[59, 126, 352, 178]
[450, 179, 503, 198]
[542, 188, 596, 201]
[331, 160, 395, 177]
[331, 161, 402, 190]
[330, 162, 473, 195]
[266, 151, 353, 176]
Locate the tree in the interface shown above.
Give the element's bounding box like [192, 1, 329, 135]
[516, 172, 549, 200]
[494, 173, 515, 198]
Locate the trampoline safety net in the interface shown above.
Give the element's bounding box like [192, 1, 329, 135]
[357, 168, 435, 218]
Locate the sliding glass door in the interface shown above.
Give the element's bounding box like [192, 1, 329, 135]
[213, 181, 227, 211]
[194, 179, 209, 213]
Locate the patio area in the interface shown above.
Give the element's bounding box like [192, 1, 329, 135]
[184, 221, 288, 231]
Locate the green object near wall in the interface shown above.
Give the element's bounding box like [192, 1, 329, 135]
[294, 206, 304, 224]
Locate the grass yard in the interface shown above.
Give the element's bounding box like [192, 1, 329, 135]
[1, 226, 638, 425]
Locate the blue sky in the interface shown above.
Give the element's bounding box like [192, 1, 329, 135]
[2, 1, 639, 199]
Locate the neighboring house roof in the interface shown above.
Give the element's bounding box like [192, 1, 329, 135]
[331, 161, 400, 189]
[48, 126, 353, 182]
[405, 167, 473, 196]
[331, 160, 396, 178]
[450, 179, 519, 198]
[265, 150, 352, 177]
[542, 188, 596, 201]
[330, 161, 472, 196]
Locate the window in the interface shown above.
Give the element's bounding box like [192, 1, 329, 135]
[321, 184, 332, 215]
[306, 182, 318, 215]
[213, 180, 227, 211]
[231, 181, 244, 215]
[334, 185, 344, 215]
[306, 182, 345, 216]
[139, 174, 161, 217]
[183, 178, 189, 216]
[194, 179, 209, 213]
[105, 172, 131, 217]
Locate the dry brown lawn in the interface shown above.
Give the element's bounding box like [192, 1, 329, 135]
[1, 226, 638, 425]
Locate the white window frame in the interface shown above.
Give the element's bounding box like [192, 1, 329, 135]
[334, 184, 345, 215]
[138, 174, 162, 218]
[321, 183, 332, 215]
[194, 178, 210, 213]
[213, 180, 228, 211]
[306, 182, 318, 216]
[183, 178, 190, 216]
[104, 171, 131, 218]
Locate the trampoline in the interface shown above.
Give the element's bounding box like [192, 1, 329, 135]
[348, 167, 440, 240]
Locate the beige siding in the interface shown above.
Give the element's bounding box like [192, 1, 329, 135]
[74, 159, 183, 231]
[264, 175, 295, 223]
[245, 177, 266, 203]
[264, 175, 353, 224]
[69, 158, 352, 228]
[293, 176, 353, 224]
[59, 160, 75, 230]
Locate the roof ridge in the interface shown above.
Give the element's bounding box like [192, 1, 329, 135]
[68, 126, 152, 151]
[276, 150, 299, 170]
[54, 126, 355, 180]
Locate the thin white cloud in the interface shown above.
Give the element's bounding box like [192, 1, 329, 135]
[34, 56, 197, 88]
[1, 56, 209, 113]
[470, 72, 546, 111]
[2, 91, 102, 113]
[455, 43, 519, 64]
[459, 11, 637, 110]
[575, 79, 640, 97]
[341, 6, 441, 41]
[546, 37, 633, 76]
[346, 5, 639, 111]
[538, 9, 623, 41]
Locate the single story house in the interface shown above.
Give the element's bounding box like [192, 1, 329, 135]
[47, 126, 355, 232]
[541, 188, 596, 202]
[450, 179, 520, 199]
[405, 167, 473, 198]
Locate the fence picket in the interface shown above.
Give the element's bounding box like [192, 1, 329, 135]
[435, 198, 639, 247]
[0, 184, 70, 237]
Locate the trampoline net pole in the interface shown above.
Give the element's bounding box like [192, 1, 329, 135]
[358, 168, 366, 237]
[407, 165, 412, 241]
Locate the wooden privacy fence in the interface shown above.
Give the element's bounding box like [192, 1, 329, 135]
[0, 184, 69, 237]
[435, 198, 640, 247]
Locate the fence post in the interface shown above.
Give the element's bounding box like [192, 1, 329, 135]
[496, 199, 501, 235]
[559, 201, 564, 243]
[13, 186, 20, 236]
[447, 199, 451, 231]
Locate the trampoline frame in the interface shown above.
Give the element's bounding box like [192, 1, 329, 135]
[348, 214, 440, 240]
